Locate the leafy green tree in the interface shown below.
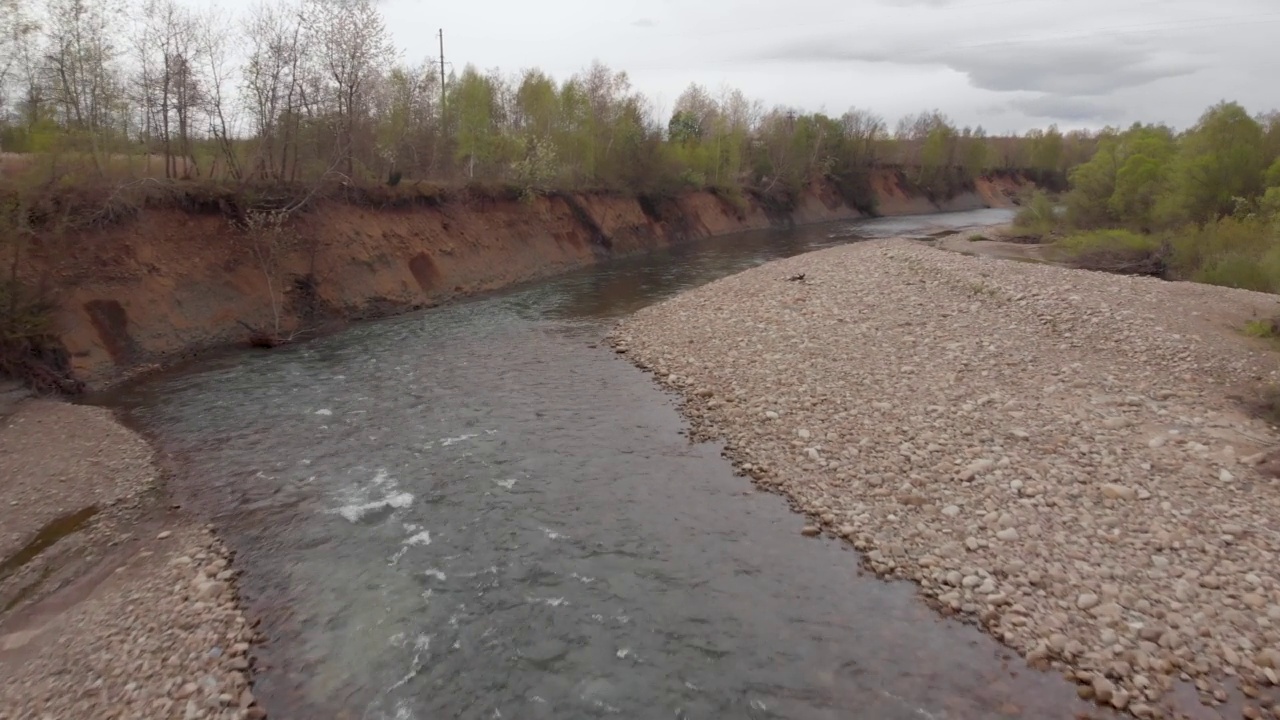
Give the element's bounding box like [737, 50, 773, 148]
[1166, 102, 1266, 223]
[1065, 124, 1175, 229]
[450, 65, 500, 178]
[1065, 132, 1118, 227]
[960, 126, 990, 178]
[1263, 157, 1280, 189]
[918, 120, 958, 197]
[514, 68, 558, 140]
[1029, 125, 1064, 172]
[1108, 126, 1176, 229]
[667, 110, 701, 145]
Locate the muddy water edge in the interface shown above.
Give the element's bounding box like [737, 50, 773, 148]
[97, 209, 1115, 720]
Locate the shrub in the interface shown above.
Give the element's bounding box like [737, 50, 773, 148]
[0, 275, 81, 394]
[1243, 318, 1280, 338]
[1167, 216, 1280, 292]
[1244, 384, 1280, 425]
[709, 185, 749, 218]
[1055, 229, 1165, 275]
[829, 168, 877, 215]
[1014, 190, 1057, 236]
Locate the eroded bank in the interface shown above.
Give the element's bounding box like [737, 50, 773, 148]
[13, 172, 1027, 388]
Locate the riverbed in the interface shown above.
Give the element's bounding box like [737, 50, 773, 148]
[100, 209, 1112, 719]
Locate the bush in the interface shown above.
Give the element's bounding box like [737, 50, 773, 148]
[1167, 216, 1280, 292]
[1245, 384, 1280, 425]
[0, 276, 80, 394]
[1243, 318, 1280, 338]
[1014, 190, 1057, 236]
[829, 168, 877, 215]
[1055, 229, 1165, 275]
[709, 185, 749, 218]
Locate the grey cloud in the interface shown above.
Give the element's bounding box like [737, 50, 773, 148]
[1008, 95, 1124, 122]
[756, 38, 1202, 97]
[631, 18, 656, 27]
[948, 46, 1199, 96]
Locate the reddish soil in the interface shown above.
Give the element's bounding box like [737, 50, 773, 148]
[10, 172, 1029, 388]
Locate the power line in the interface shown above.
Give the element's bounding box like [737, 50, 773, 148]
[438, 28, 446, 120]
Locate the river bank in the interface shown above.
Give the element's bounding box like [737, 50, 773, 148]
[103, 208, 1150, 720]
[10, 172, 1027, 390]
[0, 195, 1027, 720]
[0, 400, 260, 719]
[610, 239, 1280, 719]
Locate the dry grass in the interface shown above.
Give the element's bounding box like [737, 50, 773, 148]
[0, 152, 200, 182]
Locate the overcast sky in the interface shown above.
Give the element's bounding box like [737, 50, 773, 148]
[371, 0, 1277, 134]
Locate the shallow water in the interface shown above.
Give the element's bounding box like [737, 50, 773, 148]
[105, 209, 1114, 719]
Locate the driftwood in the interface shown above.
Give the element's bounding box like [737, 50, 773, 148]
[1067, 248, 1167, 278]
[0, 342, 84, 395]
[236, 319, 313, 350]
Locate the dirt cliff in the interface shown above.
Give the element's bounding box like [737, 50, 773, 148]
[14, 171, 1025, 388]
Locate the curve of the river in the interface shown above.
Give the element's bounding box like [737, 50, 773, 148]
[107, 209, 1110, 719]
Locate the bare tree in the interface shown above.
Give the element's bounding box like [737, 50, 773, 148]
[242, 0, 308, 180]
[43, 0, 125, 174]
[195, 6, 239, 179]
[133, 0, 203, 178]
[840, 108, 886, 166]
[578, 60, 630, 172]
[370, 60, 438, 181]
[308, 0, 395, 176]
[0, 0, 36, 118]
[238, 209, 297, 345]
[6, 2, 48, 139]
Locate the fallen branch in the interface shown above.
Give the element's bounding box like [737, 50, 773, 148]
[237, 319, 315, 349]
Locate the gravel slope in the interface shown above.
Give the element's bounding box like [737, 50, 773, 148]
[0, 402, 260, 719]
[610, 239, 1280, 719]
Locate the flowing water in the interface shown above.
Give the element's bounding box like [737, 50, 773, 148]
[106, 209, 1110, 719]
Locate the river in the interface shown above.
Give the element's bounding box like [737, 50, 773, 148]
[105, 208, 1107, 719]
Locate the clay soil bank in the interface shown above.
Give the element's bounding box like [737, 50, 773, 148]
[14, 172, 1026, 390]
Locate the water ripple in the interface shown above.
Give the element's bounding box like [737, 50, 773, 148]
[102, 210, 1111, 719]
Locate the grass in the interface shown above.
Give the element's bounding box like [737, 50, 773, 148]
[1054, 214, 1280, 291]
[965, 280, 1002, 298]
[1054, 229, 1166, 276]
[967, 234, 989, 242]
[1244, 319, 1280, 338]
[1058, 229, 1162, 255]
[1244, 384, 1280, 426]
[1245, 320, 1274, 336]
[1167, 216, 1280, 293]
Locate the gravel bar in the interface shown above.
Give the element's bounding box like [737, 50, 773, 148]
[610, 239, 1280, 719]
[0, 402, 260, 719]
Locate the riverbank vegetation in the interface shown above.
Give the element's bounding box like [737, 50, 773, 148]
[0, 0, 1086, 389]
[3, 0, 1277, 390]
[0, 0, 1080, 217]
[1017, 102, 1280, 293]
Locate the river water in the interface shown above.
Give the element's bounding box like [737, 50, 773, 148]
[106, 209, 1111, 719]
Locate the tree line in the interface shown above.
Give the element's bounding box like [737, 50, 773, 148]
[0, 0, 1090, 201]
[1022, 102, 1280, 294]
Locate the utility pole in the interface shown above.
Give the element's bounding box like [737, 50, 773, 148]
[438, 29, 446, 121]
